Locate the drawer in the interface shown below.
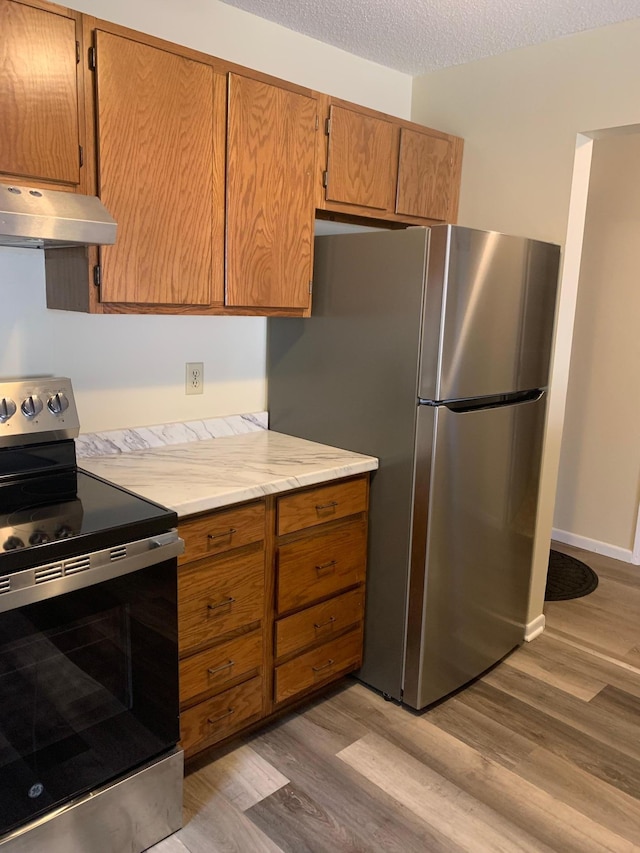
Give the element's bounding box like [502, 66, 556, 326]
[277, 477, 367, 536]
[179, 549, 264, 653]
[180, 630, 262, 705]
[179, 501, 265, 565]
[180, 676, 262, 755]
[277, 518, 366, 613]
[274, 628, 362, 704]
[275, 587, 364, 660]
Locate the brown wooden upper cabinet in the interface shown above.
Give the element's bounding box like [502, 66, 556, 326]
[226, 74, 317, 311]
[318, 97, 463, 226]
[0, 0, 82, 187]
[324, 104, 396, 212]
[93, 28, 225, 306]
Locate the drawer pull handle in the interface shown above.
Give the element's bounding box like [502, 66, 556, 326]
[316, 501, 338, 511]
[315, 559, 337, 573]
[312, 659, 335, 673]
[208, 527, 237, 541]
[207, 660, 235, 676]
[207, 708, 235, 725]
[207, 596, 236, 612]
[314, 616, 336, 630]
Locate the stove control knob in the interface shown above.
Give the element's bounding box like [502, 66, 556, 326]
[0, 397, 17, 422]
[3, 536, 25, 551]
[21, 395, 43, 419]
[47, 392, 70, 416]
[29, 530, 51, 546]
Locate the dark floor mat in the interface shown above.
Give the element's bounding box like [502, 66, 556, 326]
[545, 549, 599, 601]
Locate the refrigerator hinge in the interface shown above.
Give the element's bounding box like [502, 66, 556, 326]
[93, 264, 101, 288]
[88, 45, 96, 71]
[322, 170, 328, 188]
[325, 117, 331, 136]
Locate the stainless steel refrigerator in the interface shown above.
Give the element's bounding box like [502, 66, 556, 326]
[267, 225, 560, 709]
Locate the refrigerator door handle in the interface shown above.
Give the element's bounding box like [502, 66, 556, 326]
[419, 389, 544, 413]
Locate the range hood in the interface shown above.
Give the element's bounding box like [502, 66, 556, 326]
[0, 182, 117, 249]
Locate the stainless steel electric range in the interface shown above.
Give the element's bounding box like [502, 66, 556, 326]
[0, 378, 184, 853]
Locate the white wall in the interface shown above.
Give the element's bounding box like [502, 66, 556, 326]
[554, 133, 640, 557]
[411, 17, 640, 621]
[0, 0, 411, 433]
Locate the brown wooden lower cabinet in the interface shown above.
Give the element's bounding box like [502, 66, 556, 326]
[177, 474, 369, 759]
[274, 627, 363, 704]
[275, 587, 364, 659]
[179, 630, 262, 706]
[180, 676, 263, 755]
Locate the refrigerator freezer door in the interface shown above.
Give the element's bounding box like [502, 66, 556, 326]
[403, 392, 547, 710]
[419, 226, 560, 402]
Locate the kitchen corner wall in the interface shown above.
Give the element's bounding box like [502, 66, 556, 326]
[0, 0, 411, 434]
[410, 17, 640, 620]
[554, 133, 640, 555]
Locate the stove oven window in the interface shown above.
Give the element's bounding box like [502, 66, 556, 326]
[0, 561, 179, 836]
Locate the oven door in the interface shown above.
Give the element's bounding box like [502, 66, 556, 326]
[0, 535, 180, 836]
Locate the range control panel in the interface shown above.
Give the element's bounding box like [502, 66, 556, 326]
[0, 377, 80, 448]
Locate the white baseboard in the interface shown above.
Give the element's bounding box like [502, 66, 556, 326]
[524, 614, 545, 642]
[551, 527, 636, 564]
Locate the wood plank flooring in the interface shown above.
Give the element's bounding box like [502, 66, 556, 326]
[151, 543, 640, 852]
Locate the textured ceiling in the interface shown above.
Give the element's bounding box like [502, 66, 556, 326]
[218, 0, 640, 74]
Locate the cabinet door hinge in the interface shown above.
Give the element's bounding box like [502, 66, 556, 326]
[93, 264, 101, 287]
[325, 117, 331, 136]
[88, 46, 96, 71]
[315, 115, 319, 131]
[76, 40, 80, 65]
[79, 145, 84, 168]
[322, 170, 328, 188]
[309, 280, 313, 294]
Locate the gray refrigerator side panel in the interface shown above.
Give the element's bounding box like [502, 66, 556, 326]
[403, 392, 547, 709]
[267, 228, 430, 700]
[419, 225, 560, 401]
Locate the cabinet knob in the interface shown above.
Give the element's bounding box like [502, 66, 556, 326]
[208, 527, 237, 540]
[207, 660, 235, 676]
[207, 596, 236, 613]
[312, 659, 335, 673]
[207, 708, 235, 725]
[313, 616, 336, 630]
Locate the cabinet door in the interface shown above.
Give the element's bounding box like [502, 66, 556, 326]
[0, 0, 79, 185]
[324, 104, 395, 211]
[226, 73, 316, 309]
[94, 30, 223, 305]
[395, 127, 452, 221]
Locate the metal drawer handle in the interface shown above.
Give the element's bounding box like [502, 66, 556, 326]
[316, 501, 338, 511]
[315, 559, 337, 573]
[207, 708, 235, 725]
[208, 527, 237, 540]
[314, 616, 336, 630]
[312, 659, 335, 673]
[207, 659, 235, 676]
[207, 596, 236, 612]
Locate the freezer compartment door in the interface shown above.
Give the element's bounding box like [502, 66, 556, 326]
[419, 225, 560, 401]
[403, 392, 546, 709]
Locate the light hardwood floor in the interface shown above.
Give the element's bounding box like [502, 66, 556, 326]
[152, 543, 640, 852]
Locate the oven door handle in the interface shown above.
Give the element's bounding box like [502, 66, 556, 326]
[0, 530, 184, 613]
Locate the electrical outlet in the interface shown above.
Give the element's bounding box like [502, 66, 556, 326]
[185, 362, 204, 395]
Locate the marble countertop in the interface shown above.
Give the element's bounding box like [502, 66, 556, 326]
[79, 430, 378, 517]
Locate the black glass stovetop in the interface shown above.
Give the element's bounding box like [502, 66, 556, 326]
[0, 469, 176, 575]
